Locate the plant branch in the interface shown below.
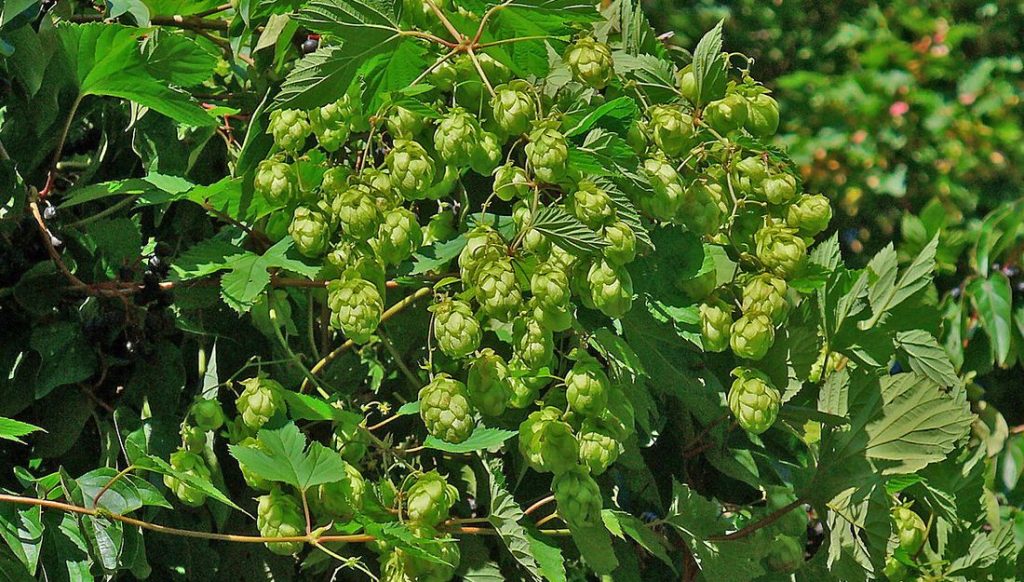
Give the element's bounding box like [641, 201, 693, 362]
[707, 499, 804, 541]
[67, 14, 230, 31]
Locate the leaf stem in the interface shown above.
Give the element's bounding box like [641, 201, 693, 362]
[707, 499, 804, 541]
[93, 464, 136, 507]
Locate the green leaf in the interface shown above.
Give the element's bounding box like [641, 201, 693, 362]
[423, 427, 516, 453]
[567, 521, 618, 575]
[56, 23, 215, 126]
[968, 273, 1013, 367]
[76, 468, 171, 513]
[29, 322, 97, 398]
[136, 455, 241, 511]
[360, 40, 429, 111]
[563, 96, 638, 137]
[894, 330, 960, 388]
[529, 205, 607, 255]
[281, 391, 339, 421]
[297, 0, 401, 41]
[144, 30, 219, 87]
[0, 504, 42, 575]
[482, 458, 550, 579]
[275, 39, 400, 110]
[172, 239, 249, 280]
[219, 238, 320, 313]
[602, 511, 675, 571]
[0, 417, 43, 444]
[860, 237, 937, 329]
[228, 422, 348, 490]
[691, 21, 726, 105]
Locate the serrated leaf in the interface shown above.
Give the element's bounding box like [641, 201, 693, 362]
[219, 238, 319, 313]
[563, 96, 638, 137]
[968, 273, 1013, 367]
[228, 423, 348, 490]
[529, 205, 607, 255]
[602, 511, 675, 571]
[423, 427, 516, 453]
[691, 21, 726, 105]
[297, 0, 401, 40]
[482, 458, 546, 579]
[275, 39, 400, 110]
[0, 504, 42, 575]
[281, 391, 339, 421]
[361, 521, 455, 566]
[135, 455, 241, 511]
[894, 330, 960, 388]
[567, 521, 618, 575]
[595, 177, 652, 251]
[0, 417, 42, 444]
[860, 237, 937, 329]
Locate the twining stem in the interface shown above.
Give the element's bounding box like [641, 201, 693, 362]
[476, 35, 556, 49]
[43, 94, 85, 196]
[423, 0, 464, 42]
[269, 298, 331, 399]
[523, 495, 555, 516]
[707, 499, 805, 541]
[471, 0, 513, 46]
[466, 47, 496, 97]
[93, 464, 136, 507]
[378, 331, 422, 389]
[534, 512, 562, 528]
[67, 195, 138, 229]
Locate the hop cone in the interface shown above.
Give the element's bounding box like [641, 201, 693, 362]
[406, 471, 459, 526]
[431, 299, 482, 358]
[332, 185, 382, 240]
[648, 105, 695, 157]
[316, 461, 365, 521]
[163, 449, 211, 507]
[727, 368, 781, 434]
[327, 277, 384, 343]
[254, 159, 296, 205]
[552, 468, 603, 527]
[578, 420, 620, 475]
[387, 139, 436, 198]
[267, 109, 311, 153]
[703, 93, 749, 134]
[525, 125, 569, 184]
[744, 93, 780, 138]
[467, 348, 512, 417]
[699, 299, 733, 353]
[519, 407, 579, 474]
[755, 224, 807, 278]
[434, 108, 479, 167]
[563, 37, 614, 89]
[236, 377, 286, 431]
[741, 273, 789, 325]
[419, 374, 476, 444]
[491, 80, 536, 136]
[565, 356, 610, 417]
[787, 194, 832, 235]
[308, 99, 350, 152]
[375, 207, 424, 265]
[640, 157, 685, 219]
[474, 258, 523, 321]
[256, 488, 305, 556]
[493, 163, 531, 201]
[729, 313, 775, 360]
[289, 206, 331, 257]
[588, 259, 634, 319]
[569, 180, 615, 228]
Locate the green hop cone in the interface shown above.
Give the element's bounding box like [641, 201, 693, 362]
[755, 224, 807, 278]
[315, 461, 365, 522]
[588, 259, 634, 319]
[578, 420, 620, 475]
[358, 166, 400, 208]
[235, 436, 272, 490]
[787, 194, 832, 236]
[735, 155, 768, 194]
[626, 119, 650, 154]
[727, 368, 781, 434]
[288, 206, 331, 257]
[564, 37, 615, 89]
[467, 348, 512, 416]
[333, 415, 369, 463]
[406, 471, 459, 527]
[531, 261, 571, 310]
[565, 356, 610, 417]
[474, 258, 523, 321]
[493, 163, 531, 201]
[507, 358, 544, 408]
[458, 227, 505, 285]
[191, 399, 225, 431]
[648, 105, 695, 157]
[532, 298, 573, 333]
[512, 203, 550, 255]
[602, 220, 637, 266]
[703, 93, 749, 134]
[568, 180, 615, 228]
[525, 124, 569, 184]
[679, 179, 724, 236]
[513, 316, 554, 371]
[519, 407, 579, 474]
[375, 207, 424, 266]
[254, 158, 296, 205]
[386, 105, 427, 140]
[236, 377, 286, 431]
[766, 535, 804, 573]
[729, 313, 775, 360]
[256, 488, 305, 556]
[387, 139, 436, 198]
[404, 533, 460, 582]
[741, 273, 789, 325]
[424, 209, 457, 244]
[491, 80, 536, 136]
[320, 166, 349, 197]
[640, 156, 685, 220]
[308, 99, 350, 152]
[267, 109, 311, 154]
[332, 185, 383, 240]
[326, 241, 387, 295]
[892, 506, 927, 554]
[678, 64, 697, 102]
[181, 424, 206, 453]
[431, 299, 482, 358]
[699, 298, 733, 353]
[163, 449, 211, 507]
[470, 130, 503, 176]
[744, 93, 780, 138]
[327, 277, 383, 343]
[552, 468, 603, 527]
[419, 374, 476, 444]
[883, 557, 910, 582]
[434, 108, 479, 167]
[762, 173, 798, 205]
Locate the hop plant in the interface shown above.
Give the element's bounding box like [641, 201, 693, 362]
[727, 368, 781, 434]
[163, 449, 211, 507]
[565, 355, 610, 417]
[289, 206, 331, 257]
[458, 227, 505, 284]
[491, 80, 536, 136]
[308, 99, 350, 151]
[470, 130, 503, 176]
[327, 277, 384, 343]
[431, 299, 482, 358]
[530, 261, 571, 310]
[386, 105, 427, 140]
[729, 313, 775, 360]
[399, 526, 461, 582]
[640, 156, 685, 219]
[745, 93, 780, 137]
[578, 420, 620, 475]
[680, 179, 724, 236]
[474, 258, 522, 320]
[406, 471, 459, 526]
[493, 163, 531, 201]
[507, 360, 543, 409]
[332, 185, 383, 240]
[765, 536, 804, 573]
[333, 415, 369, 464]
[191, 399, 225, 431]
[519, 407, 579, 474]
[267, 109, 311, 154]
[755, 224, 808, 278]
[699, 298, 733, 352]
[568, 180, 615, 228]
[467, 348, 512, 416]
[254, 158, 296, 205]
[762, 173, 798, 205]
[419, 374, 476, 444]
[316, 461, 365, 522]
[434, 108, 479, 167]
[235, 436, 272, 491]
[375, 207, 424, 265]
[564, 37, 614, 89]
[256, 488, 305, 556]
[514, 316, 554, 371]
[892, 505, 927, 554]
[703, 93, 749, 134]
[525, 124, 569, 184]
[787, 193, 832, 235]
[181, 424, 206, 453]
[236, 377, 286, 431]
[603, 220, 637, 266]
[387, 139, 436, 198]
[648, 105, 695, 157]
[588, 259, 633, 319]
[741, 273, 789, 325]
[552, 468, 602, 527]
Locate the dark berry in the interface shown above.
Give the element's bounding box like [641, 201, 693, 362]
[301, 37, 319, 54]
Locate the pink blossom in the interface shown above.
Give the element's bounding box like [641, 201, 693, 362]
[889, 101, 909, 117]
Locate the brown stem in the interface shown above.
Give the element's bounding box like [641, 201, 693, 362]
[93, 465, 135, 507]
[707, 499, 804, 541]
[523, 495, 555, 516]
[67, 14, 229, 31]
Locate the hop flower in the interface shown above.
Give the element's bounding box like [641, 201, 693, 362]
[735, 155, 768, 195]
[525, 124, 569, 184]
[552, 468, 603, 527]
[762, 173, 798, 205]
[180, 424, 206, 453]
[493, 163, 532, 201]
[235, 437, 272, 490]
[289, 206, 331, 257]
[626, 119, 650, 154]
[703, 93, 749, 134]
[236, 377, 286, 431]
[320, 166, 349, 197]
[640, 157, 685, 220]
[386, 105, 427, 139]
[470, 130, 503, 176]
[406, 470, 459, 527]
[458, 227, 505, 285]
[467, 348, 512, 416]
[325, 241, 387, 294]
[519, 407, 579, 474]
[257, 488, 305, 556]
[744, 93, 780, 138]
[332, 185, 383, 240]
[434, 108, 479, 167]
[678, 64, 697, 102]
[419, 374, 476, 444]
[431, 299, 482, 358]
[699, 299, 733, 353]
[729, 313, 775, 360]
[514, 316, 554, 371]
[315, 461, 365, 522]
[163, 449, 211, 507]
[333, 415, 369, 463]
[267, 109, 311, 154]
[727, 368, 781, 434]
[565, 355, 610, 417]
[588, 259, 634, 319]
[531, 261, 571, 310]
[387, 139, 436, 198]
[327, 277, 384, 343]
[787, 194, 832, 235]
[474, 258, 523, 321]
[254, 158, 296, 205]
[741, 273, 789, 325]
[308, 99, 351, 152]
[648, 105, 695, 157]
[755, 224, 807, 278]
[532, 298, 573, 333]
[765, 535, 804, 573]
[892, 506, 927, 554]
[512, 203, 550, 255]
[491, 80, 536, 136]
[578, 420, 620, 475]
[563, 37, 614, 89]
[507, 358, 544, 409]
[375, 207, 423, 265]
[569, 180, 615, 228]
[397, 527, 461, 582]
[679, 179, 724, 236]
[191, 399, 225, 431]
[602, 220, 637, 266]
